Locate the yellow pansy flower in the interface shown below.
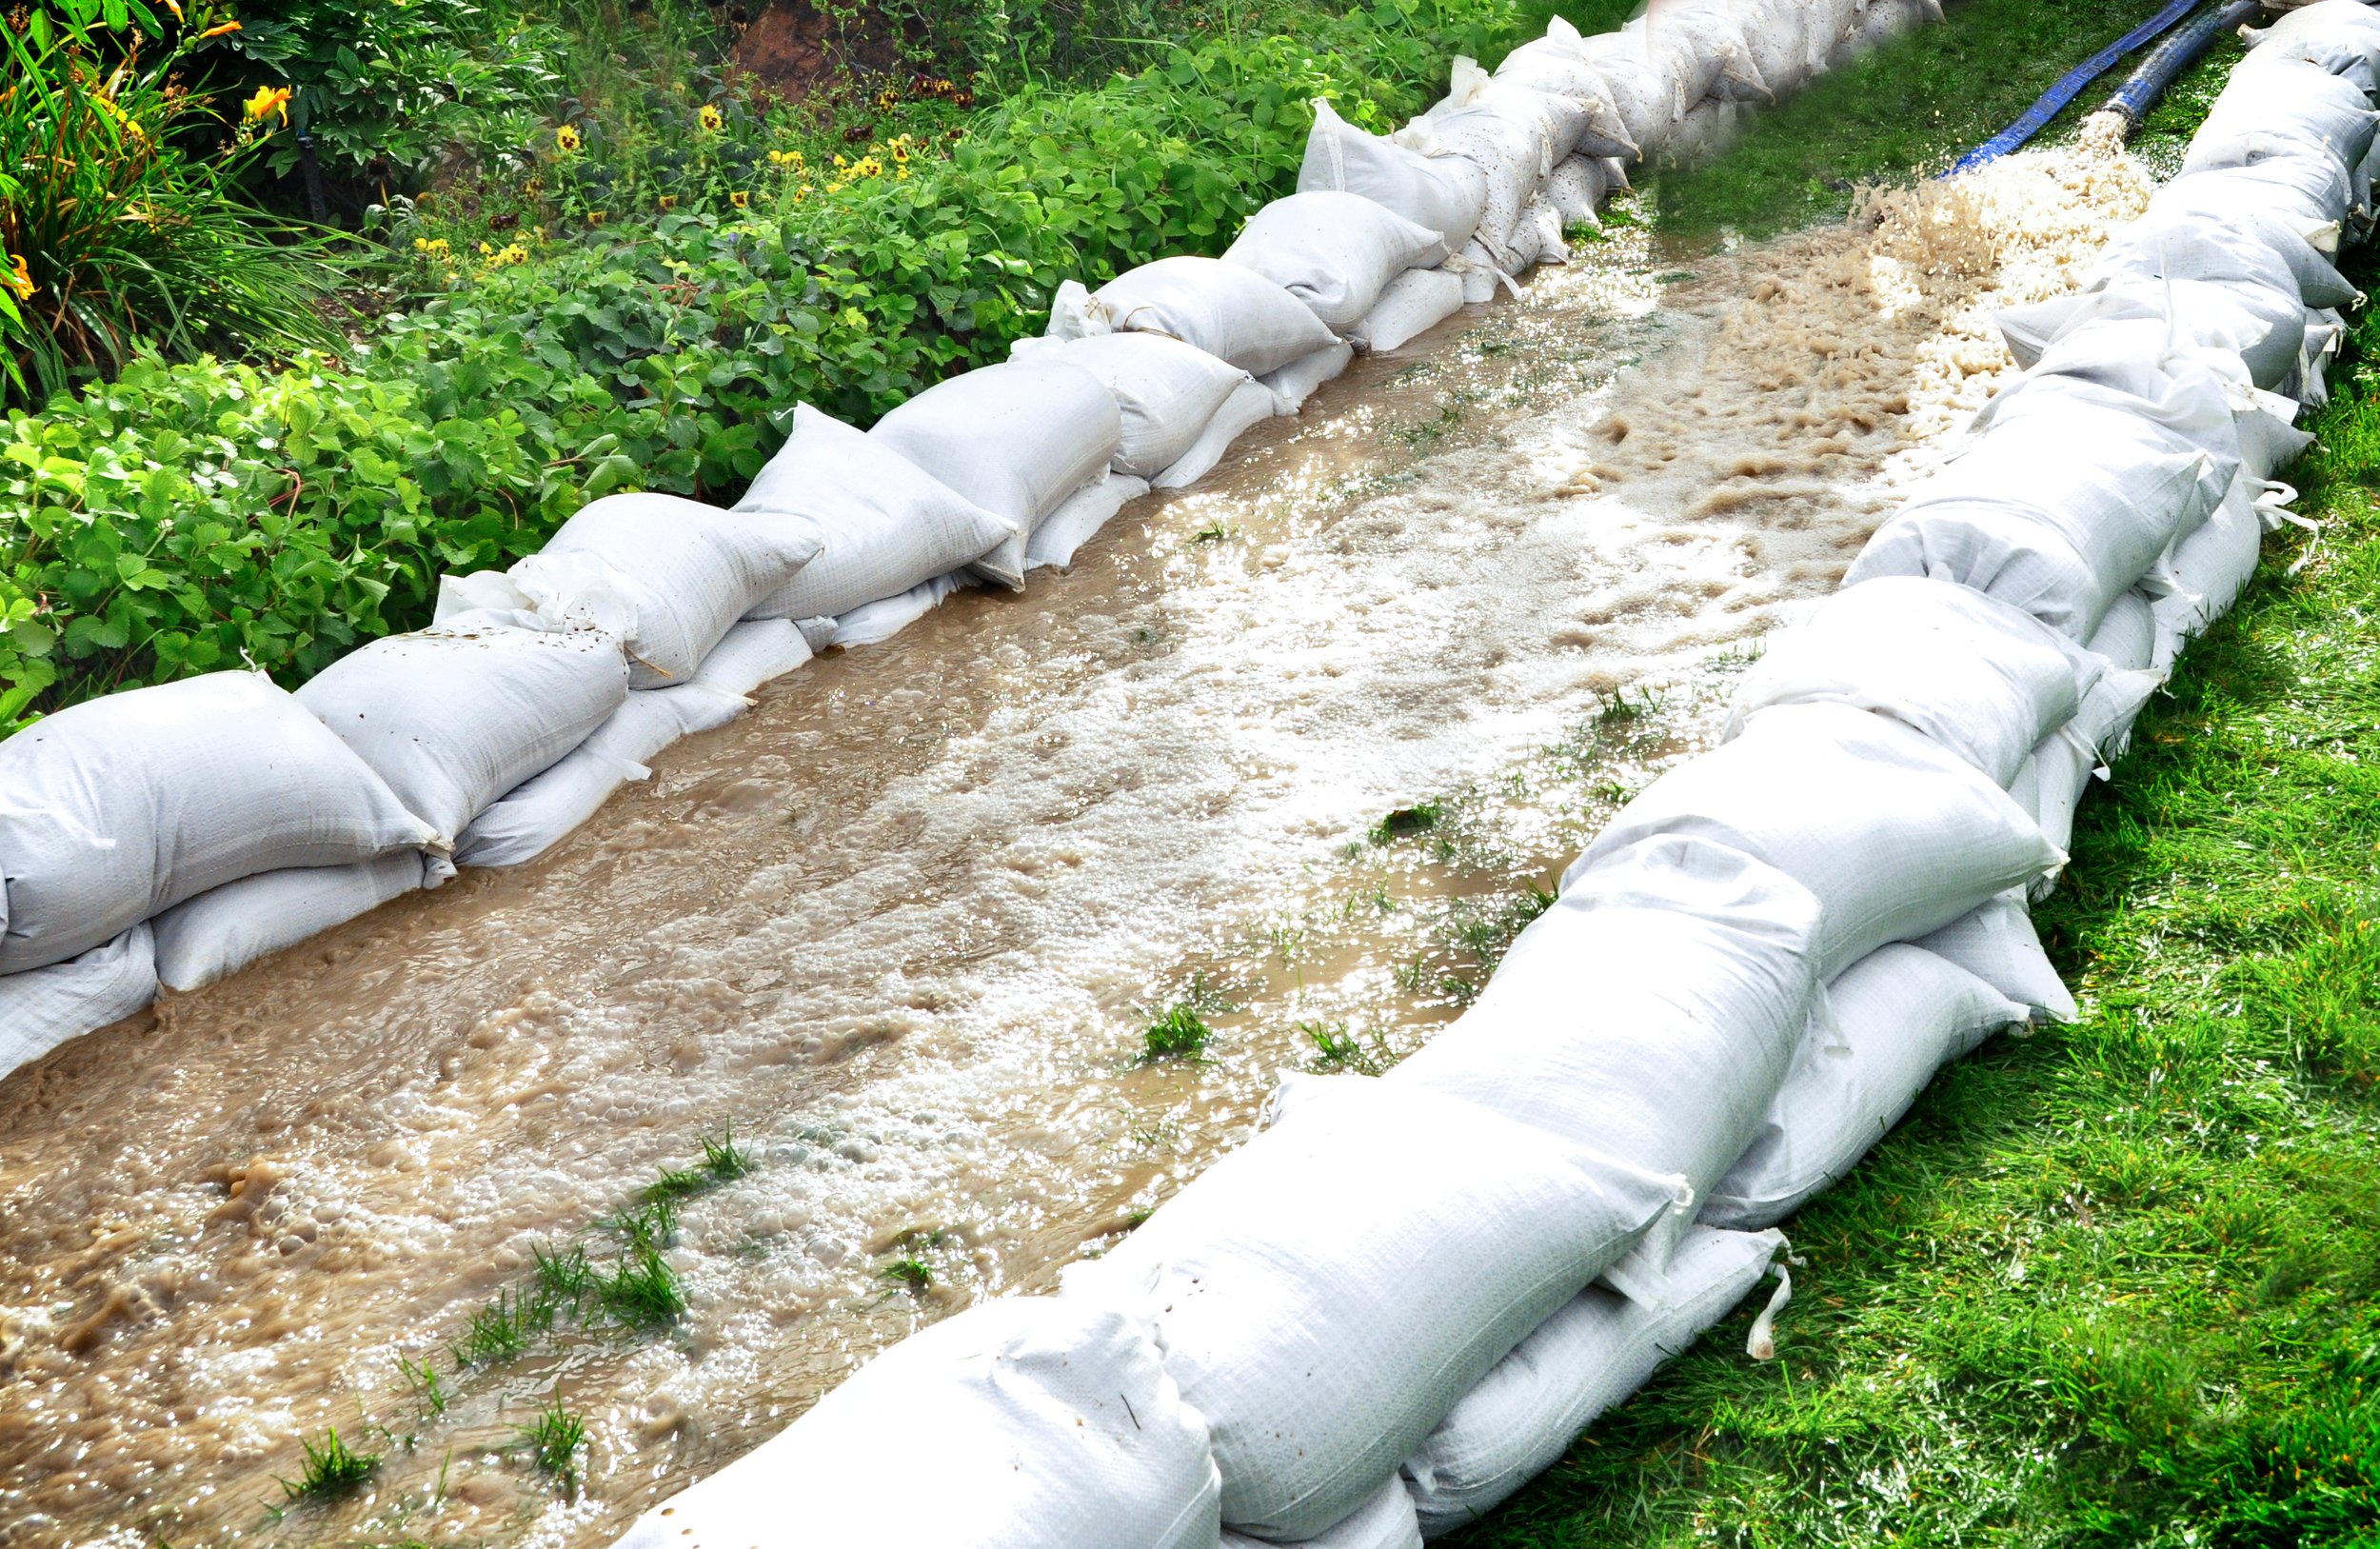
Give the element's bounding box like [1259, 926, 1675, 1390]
[555, 125, 581, 153]
[698, 103, 723, 132]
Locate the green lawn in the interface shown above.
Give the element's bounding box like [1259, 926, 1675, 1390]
[1458, 13, 2380, 1549]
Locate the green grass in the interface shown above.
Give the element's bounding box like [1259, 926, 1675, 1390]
[276, 1426, 382, 1503]
[1648, 0, 2246, 238]
[1140, 1003, 1217, 1062]
[1454, 132, 2380, 1549]
[518, 1396, 586, 1499]
[448, 1289, 548, 1369]
[880, 1256, 937, 1294]
[1371, 799, 1447, 844]
[596, 1243, 689, 1329]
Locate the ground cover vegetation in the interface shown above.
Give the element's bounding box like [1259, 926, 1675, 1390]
[1456, 38, 2380, 1549]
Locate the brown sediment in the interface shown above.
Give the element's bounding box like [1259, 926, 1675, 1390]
[0, 134, 2152, 1549]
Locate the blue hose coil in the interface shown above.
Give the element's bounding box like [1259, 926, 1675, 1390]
[1946, 0, 2206, 176]
[2100, 0, 2262, 123]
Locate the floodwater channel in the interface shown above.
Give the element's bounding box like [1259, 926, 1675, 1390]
[0, 138, 2151, 1549]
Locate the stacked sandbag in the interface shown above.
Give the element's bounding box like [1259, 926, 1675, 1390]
[607, 1297, 1222, 1549]
[736, 402, 1022, 621]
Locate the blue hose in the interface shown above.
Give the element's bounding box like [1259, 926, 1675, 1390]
[1946, 0, 2206, 176]
[2098, 0, 2262, 123]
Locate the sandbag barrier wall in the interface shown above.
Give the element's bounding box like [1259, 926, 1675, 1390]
[598, 3, 2380, 1547]
[0, 1, 1941, 1073]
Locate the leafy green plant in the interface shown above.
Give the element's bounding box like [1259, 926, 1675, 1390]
[277, 1425, 381, 1501]
[0, 0, 341, 407]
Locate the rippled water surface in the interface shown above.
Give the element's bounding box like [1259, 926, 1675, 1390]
[0, 142, 2152, 1549]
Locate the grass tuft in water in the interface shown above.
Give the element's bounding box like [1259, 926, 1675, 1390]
[1139, 1003, 1214, 1062]
[394, 1355, 447, 1420]
[880, 1256, 935, 1294]
[450, 1289, 548, 1369]
[518, 1396, 585, 1499]
[699, 1122, 751, 1182]
[596, 1243, 686, 1328]
[531, 1242, 594, 1313]
[277, 1426, 381, 1502]
[1369, 798, 1443, 844]
[612, 1195, 678, 1253]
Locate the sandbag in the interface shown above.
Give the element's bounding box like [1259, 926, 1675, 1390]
[1726, 576, 2095, 787]
[1027, 473, 1150, 570]
[1259, 343, 1356, 414]
[737, 404, 1019, 621]
[2241, 0, 2380, 96]
[0, 673, 433, 974]
[0, 924, 156, 1081]
[1403, 1225, 1783, 1538]
[1223, 191, 1449, 333]
[1829, 0, 1936, 70]
[2087, 589, 2158, 674]
[832, 570, 977, 648]
[868, 359, 1122, 586]
[454, 620, 810, 867]
[1543, 155, 1612, 232]
[1393, 833, 1818, 1267]
[1299, 98, 1490, 252]
[2094, 208, 2360, 313]
[1994, 319, 2259, 476]
[1658, 99, 1744, 168]
[1492, 18, 1640, 159]
[609, 1297, 1220, 1549]
[2013, 666, 2163, 879]
[1572, 702, 2062, 979]
[2147, 473, 2272, 648]
[294, 621, 627, 847]
[480, 494, 822, 691]
[1052, 257, 1344, 376]
[1065, 1076, 1685, 1539]
[1510, 194, 1572, 268]
[1347, 268, 1467, 354]
[1223, 1477, 1420, 1549]
[1576, 31, 1677, 154]
[1701, 946, 2030, 1229]
[1996, 279, 2308, 391]
[1624, 4, 1770, 110]
[1153, 379, 1280, 489]
[2149, 159, 2357, 250]
[1014, 332, 1251, 479]
[1913, 889, 2076, 1023]
[152, 851, 431, 993]
[1398, 94, 1553, 269]
[2184, 58, 2379, 193]
[1846, 397, 2229, 641]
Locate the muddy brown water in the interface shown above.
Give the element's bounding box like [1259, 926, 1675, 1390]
[0, 143, 2149, 1549]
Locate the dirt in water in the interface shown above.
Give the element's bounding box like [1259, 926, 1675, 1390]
[0, 138, 2151, 1549]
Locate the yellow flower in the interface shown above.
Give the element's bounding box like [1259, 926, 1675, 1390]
[896, 167, 909, 181]
[854, 155, 883, 179]
[730, 190, 748, 209]
[4, 251, 31, 302]
[698, 103, 723, 132]
[479, 241, 494, 255]
[832, 153, 847, 169]
[794, 183, 811, 203]
[657, 194, 678, 209]
[555, 125, 581, 153]
[890, 139, 909, 165]
[587, 210, 606, 227]
[162, 0, 182, 19]
[244, 84, 291, 127]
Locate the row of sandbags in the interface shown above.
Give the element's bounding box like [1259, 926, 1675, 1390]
[603, 4, 2380, 1546]
[0, 2, 1944, 1076]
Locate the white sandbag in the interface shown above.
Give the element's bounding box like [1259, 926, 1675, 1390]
[1224, 1477, 1420, 1549]
[737, 404, 1019, 621]
[1065, 1076, 1686, 1539]
[485, 495, 821, 691]
[2241, 0, 2380, 96]
[2087, 589, 2158, 673]
[1347, 268, 1467, 354]
[1996, 279, 2308, 391]
[1151, 379, 1280, 491]
[151, 850, 431, 993]
[293, 622, 627, 847]
[1510, 194, 1572, 268]
[1014, 332, 1251, 479]
[2185, 59, 2379, 192]
[1451, 240, 1513, 304]
[1398, 95, 1552, 269]
[1572, 702, 2062, 979]
[1576, 31, 1677, 155]
[1299, 98, 1490, 252]
[0, 924, 156, 1080]
[2149, 484, 2272, 667]
[2016, 666, 2163, 877]
[1913, 889, 2076, 1023]
[1393, 833, 1818, 1266]
[0, 673, 433, 974]
[866, 359, 1121, 587]
[1625, 4, 1771, 109]
[1726, 576, 2095, 786]
[1845, 399, 2229, 641]
[1493, 20, 1640, 159]
[1544, 155, 1611, 231]
[1658, 99, 1743, 168]
[1223, 191, 1448, 333]
[1995, 319, 2259, 476]
[2291, 307, 2347, 408]
[610, 1297, 1220, 1549]
[2097, 209, 2360, 313]
[2149, 159, 2357, 249]
[831, 570, 977, 648]
[1053, 257, 1344, 377]
[450, 620, 802, 868]
[1701, 946, 2030, 1229]
[1026, 473, 1151, 569]
[1403, 1225, 1783, 1538]
[1829, 0, 1935, 70]
[1721, 0, 1833, 98]
[1259, 343, 1356, 415]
